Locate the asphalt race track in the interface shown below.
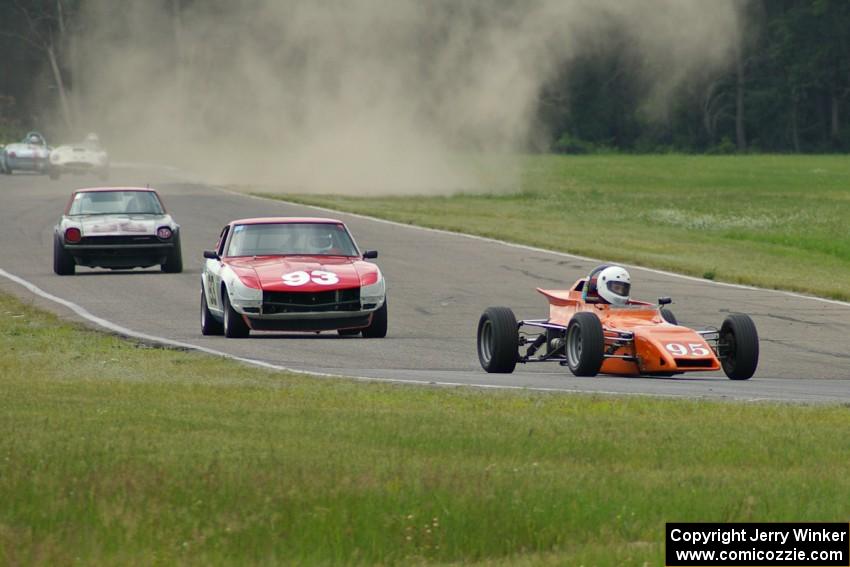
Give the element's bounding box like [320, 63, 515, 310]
[2, 166, 849, 403]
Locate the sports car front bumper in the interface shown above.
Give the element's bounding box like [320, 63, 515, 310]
[228, 288, 384, 332]
[245, 312, 374, 332]
[64, 241, 175, 269]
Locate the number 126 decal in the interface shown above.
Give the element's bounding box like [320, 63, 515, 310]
[664, 342, 711, 356]
[281, 270, 340, 286]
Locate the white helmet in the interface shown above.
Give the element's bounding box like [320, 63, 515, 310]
[597, 265, 631, 306]
[308, 231, 333, 252]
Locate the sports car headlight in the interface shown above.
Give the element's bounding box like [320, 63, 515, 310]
[361, 277, 385, 306]
[228, 275, 262, 305]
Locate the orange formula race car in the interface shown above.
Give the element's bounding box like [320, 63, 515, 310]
[477, 275, 759, 380]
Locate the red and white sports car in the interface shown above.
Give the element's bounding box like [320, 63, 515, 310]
[200, 217, 387, 338]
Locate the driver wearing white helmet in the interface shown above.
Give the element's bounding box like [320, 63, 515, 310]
[307, 229, 335, 254]
[582, 264, 631, 306]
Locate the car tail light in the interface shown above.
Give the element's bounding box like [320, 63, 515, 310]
[65, 227, 82, 243]
[157, 227, 173, 240]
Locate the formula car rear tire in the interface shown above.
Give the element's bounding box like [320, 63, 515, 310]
[565, 312, 605, 377]
[161, 234, 183, 273]
[720, 313, 759, 380]
[362, 299, 388, 338]
[660, 309, 678, 325]
[200, 288, 223, 336]
[477, 306, 518, 373]
[222, 289, 250, 338]
[53, 236, 76, 275]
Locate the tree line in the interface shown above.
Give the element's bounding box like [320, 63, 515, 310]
[539, 0, 850, 153]
[1, 0, 848, 153]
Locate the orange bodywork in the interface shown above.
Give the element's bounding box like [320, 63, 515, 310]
[539, 280, 721, 376]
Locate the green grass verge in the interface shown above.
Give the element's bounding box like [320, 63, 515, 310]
[255, 154, 850, 301]
[1, 292, 848, 566]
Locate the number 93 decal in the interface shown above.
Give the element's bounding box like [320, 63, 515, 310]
[282, 270, 339, 286]
[664, 342, 711, 356]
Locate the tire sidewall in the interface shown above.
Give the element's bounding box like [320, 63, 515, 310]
[476, 307, 518, 373]
[565, 312, 604, 377]
[200, 287, 222, 335]
[362, 299, 387, 338]
[661, 309, 678, 325]
[53, 234, 75, 275]
[162, 233, 183, 273]
[222, 290, 248, 338]
[720, 314, 759, 380]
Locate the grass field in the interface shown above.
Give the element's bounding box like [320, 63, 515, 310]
[258, 154, 850, 301]
[2, 292, 849, 566]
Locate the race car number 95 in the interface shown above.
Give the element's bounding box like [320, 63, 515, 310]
[282, 270, 339, 286]
[665, 342, 711, 356]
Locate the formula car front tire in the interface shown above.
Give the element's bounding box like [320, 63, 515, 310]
[661, 309, 678, 325]
[565, 312, 605, 377]
[53, 236, 76, 275]
[477, 306, 518, 373]
[200, 288, 223, 336]
[720, 313, 759, 380]
[222, 289, 250, 338]
[362, 299, 388, 338]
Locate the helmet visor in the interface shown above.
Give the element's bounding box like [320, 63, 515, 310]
[606, 281, 630, 298]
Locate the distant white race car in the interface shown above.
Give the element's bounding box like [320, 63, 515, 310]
[49, 133, 109, 180]
[1, 131, 50, 174]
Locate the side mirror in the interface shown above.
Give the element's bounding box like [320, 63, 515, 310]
[203, 250, 220, 260]
[362, 250, 378, 259]
[658, 297, 672, 306]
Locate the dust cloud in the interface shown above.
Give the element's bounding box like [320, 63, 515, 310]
[68, 0, 745, 195]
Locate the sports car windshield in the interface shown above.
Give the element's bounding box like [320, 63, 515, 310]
[226, 223, 358, 257]
[68, 191, 164, 215]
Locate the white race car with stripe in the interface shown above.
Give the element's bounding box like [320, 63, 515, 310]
[1, 131, 50, 174]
